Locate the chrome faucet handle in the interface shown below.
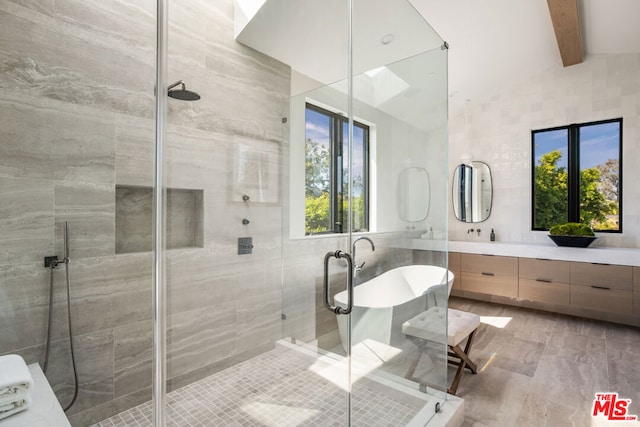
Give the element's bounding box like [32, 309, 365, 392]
[356, 261, 366, 270]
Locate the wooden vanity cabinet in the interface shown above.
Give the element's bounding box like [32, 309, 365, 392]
[459, 254, 518, 298]
[634, 267, 640, 315]
[447, 252, 640, 327]
[570, 263, 633, 315]
[518, 258, 570, 306]
[448, 252, 461, 290]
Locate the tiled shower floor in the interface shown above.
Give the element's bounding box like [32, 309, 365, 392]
[94, 342, 432, 426]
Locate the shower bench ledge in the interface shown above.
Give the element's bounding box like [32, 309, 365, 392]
[1, 364, 70, 427]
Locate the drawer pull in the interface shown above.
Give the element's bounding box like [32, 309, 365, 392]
[536, 258, 552, 261]
[481, 254, 495, 257]
[481, 272, 495, 276]
[591, 285, 610, 290]
[591, 262, 610, 266]
[535, 278, 552, 283]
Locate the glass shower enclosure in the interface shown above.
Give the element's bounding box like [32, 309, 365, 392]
[0, 0, 450, 425]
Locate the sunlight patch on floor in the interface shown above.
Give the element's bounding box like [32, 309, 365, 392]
[241, 402, 320, 426]
[480, 316, 512, 328]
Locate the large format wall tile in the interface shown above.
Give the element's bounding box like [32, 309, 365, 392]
[114, 114, 154, 187]
[0, 2, 155, 118]
[0, 99, 115, 183]
[167, 304, 236, 380]
[0, 177, 53, 265]
[49, 254, 152, 339]
[44, 329, 115, 416]
[113, 320, 152, 398]
[0, 262, 51, 352]
[54, 181, 115, 259]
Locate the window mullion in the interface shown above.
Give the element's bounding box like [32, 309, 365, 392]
[332, 116, 343, 233]
[567, 125, 581, 223]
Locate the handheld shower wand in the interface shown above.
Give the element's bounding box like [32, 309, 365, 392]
[63, 221, 70, 263]
[43, 221, 78, 412]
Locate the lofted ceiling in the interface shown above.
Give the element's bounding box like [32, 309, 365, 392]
[236, 0, 640, 119]
[411, 0, 640, 115]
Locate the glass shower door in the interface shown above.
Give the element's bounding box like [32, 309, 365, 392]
[346, 0, 451, 425]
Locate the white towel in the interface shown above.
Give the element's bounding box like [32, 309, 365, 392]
[0, 395, 31, 420]
[0, 355, 33, 396]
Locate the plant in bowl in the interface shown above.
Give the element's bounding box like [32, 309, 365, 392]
[548, 222, 597, 248]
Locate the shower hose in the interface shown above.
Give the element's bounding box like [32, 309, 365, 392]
[43, 259, 79, 412]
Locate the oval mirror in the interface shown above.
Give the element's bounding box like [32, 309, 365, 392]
[398, 167, 430, 222]
[452, 161, 492, 223]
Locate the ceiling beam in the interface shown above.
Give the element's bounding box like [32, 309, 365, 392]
[546, 0, 584, 67]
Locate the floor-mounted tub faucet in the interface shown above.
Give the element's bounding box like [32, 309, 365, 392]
[352, 236, 375, 276]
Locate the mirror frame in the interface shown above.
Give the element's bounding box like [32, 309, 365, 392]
[452, 161, 493, 223]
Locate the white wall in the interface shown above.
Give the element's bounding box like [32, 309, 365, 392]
[449, 53, 640, 248]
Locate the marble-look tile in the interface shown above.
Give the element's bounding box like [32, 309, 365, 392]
[167, 304, 236, 380]
[0, 99, 115, 183]
[530, 355, 609, 409]
[553, 313, 609, 338]
[166, 251, 235, 314]
[0, 3, 155, 117]
[0, 262, 51, 352]
[53, 0, 154, 46]
[457, 366, 532, 427]
[516, 390, 591, 427]
[69, 386, 151, 427]
[482, 332, 545, 377]
[605, 323, 640, 353]
[54, 181, 115, 259]
[114, 185, 152, 254]
[6, 0, 54, 15]
[45, 329, 114, 416]
[0, 177, 53, 265]
[113, 320, 152, 398]
[543, 330, 607, 366]
[49, 254, 152, 339]
[607, 348, 640, 405]
[114, 114, 154, 187]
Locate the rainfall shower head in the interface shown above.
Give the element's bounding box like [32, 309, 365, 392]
[168, 80, 201, 101]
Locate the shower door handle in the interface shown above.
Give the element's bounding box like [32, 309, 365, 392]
[323, 250, 354, 315]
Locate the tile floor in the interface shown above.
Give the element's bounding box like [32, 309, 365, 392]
[448, 297, 640, 427]
[94, 342, 430, 427]
[96, 297, 640, 426]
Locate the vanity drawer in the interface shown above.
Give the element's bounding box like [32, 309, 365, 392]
[449, 252, 461, 289]
[570, 263, 633, 291]
[519, 258, 570, 283]
[461, 254, 518, 276]
[460, 272, 518, 299]
[570, 285, 633, 314]
[519, 278, 570, 306]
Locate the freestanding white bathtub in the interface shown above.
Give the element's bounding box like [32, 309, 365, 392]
[333, 265, 454, 350]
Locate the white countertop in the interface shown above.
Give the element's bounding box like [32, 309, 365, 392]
[406, 239, 640, 267]
[0, 364, 70, 427]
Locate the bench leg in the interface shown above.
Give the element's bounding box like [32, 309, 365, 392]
[447, 328, 478, 395]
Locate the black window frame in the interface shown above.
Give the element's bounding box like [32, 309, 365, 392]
[305, 103, 370, 234]
[531, 117, 623, 232]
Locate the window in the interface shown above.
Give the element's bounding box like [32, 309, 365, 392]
[532, 118, 622, 232]
[304, 103, 369, 235]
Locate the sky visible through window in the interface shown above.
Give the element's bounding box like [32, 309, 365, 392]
[534, 121, 620, 168]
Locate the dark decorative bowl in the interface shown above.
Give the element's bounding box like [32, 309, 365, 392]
[548, 235, 597, 248]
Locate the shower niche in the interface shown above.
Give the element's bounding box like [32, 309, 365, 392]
[115, 185, 204, 253]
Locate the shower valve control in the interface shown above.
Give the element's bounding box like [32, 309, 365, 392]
[44, 256, 59, 268]
[238, 237, 253, 255]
